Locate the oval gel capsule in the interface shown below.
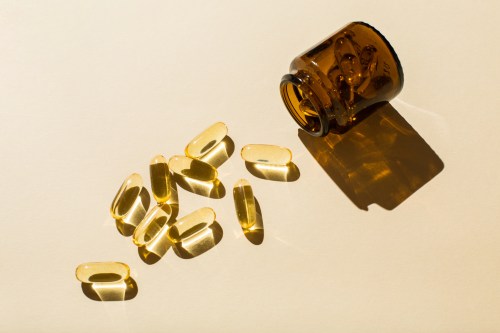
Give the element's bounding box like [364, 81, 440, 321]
[150, 155, 171, 204]
[168, 155, 218, 182]
[233, 179, 257, 229]
[299, 99, 318, 117]
[334, 37, 363, 86]
[167, 207, 216, 244]
[141, 220, 173, 258]
[185, 122, 228, 159]
[241, 144, 292, 166]
[133, 204, 172, 246]
[110, 173, 143, 219]
[75, 262, 130, 284]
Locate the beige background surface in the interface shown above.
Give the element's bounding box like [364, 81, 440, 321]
[1, 1, 499, 332]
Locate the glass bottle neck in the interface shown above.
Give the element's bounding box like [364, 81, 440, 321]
[280, 72, 331, 137]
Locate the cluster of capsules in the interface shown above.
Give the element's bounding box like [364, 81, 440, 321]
[75, 122, 296, 301]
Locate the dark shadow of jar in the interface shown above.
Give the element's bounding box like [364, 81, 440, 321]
[298, 102, 444, 210]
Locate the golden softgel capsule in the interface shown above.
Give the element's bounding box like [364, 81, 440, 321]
[241, 144, 292, 166]
[168, 155, 218, 182]
[185, 122, 228, 159]
[75, 262, 130, 283]
[150, 155, 171, 204]
[110, 173, 143, 219]
[76, 262, 138, 301]
[133, 204, 172, 246]
[135, 204, 174, 262]
[110, 174, 150, 236]
[167, 207, 216, 245]
[233, 179, 257, 229]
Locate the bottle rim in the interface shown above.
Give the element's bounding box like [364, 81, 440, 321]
[280, 74, 329, 137]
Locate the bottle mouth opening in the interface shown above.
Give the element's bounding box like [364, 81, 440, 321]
[280, 75, 326, 136]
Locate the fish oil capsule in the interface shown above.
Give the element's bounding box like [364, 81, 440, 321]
[133, 204, 172, 246]
[233, 179, 257, 229]
[150, 155, 171, 204]
[299, 98, 318, 117]
[77, 263, 138, 301]
[110, 173, 144, 219]
[110, 173, 150, 236]
[136, 205, 174, 262]
[75, 262, 130, 283]
[168, 155, 218, 182]
[334, 37, 363, 86]
[241, 144, 292, 166]
[167, 207, 216, 244]
[185, 122, 228, 159]
[141, 220, 173, 259]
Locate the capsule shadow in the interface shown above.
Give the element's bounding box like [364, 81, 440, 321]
[166, 176, 179, 220]
[172, 173, 226, 199]
[81, 277, 138, 301]
[298, 102, 444, 210]
[242, 197, 264, 245]
[138, 246, 162, 265]
[199, 136, 235, 168]
[138, 243, 169, 265]
[245, 161, 300, 182]
[172, 221, 223, 259]
[115, 187, 150, 237]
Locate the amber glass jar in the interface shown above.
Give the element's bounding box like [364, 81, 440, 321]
[280, 22, 404, 136]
